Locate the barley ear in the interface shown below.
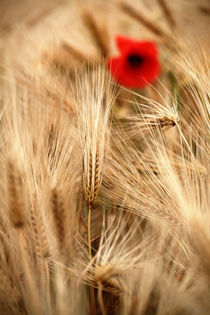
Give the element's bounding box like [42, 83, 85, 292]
[7, 161, 25, 229]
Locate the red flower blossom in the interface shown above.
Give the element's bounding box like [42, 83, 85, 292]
[107, 35, 160, 88]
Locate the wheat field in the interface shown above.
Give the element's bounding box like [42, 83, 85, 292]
[0, 0, 209, 314]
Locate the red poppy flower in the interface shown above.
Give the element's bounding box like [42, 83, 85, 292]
[107, 35, 160, 88]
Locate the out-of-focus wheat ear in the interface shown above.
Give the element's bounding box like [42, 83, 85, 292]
[18, 229, 42, 315]
[26, 3, 58, 27]
[37, 203, 52, 309]
[157, 0, 176, 29]
[199, 6, 210, 15]
[28, 194, 51, 274]
[61, 42, 90, 63]
[0, 264, 20, 310]
[28, 203, 42, 270]
[48, 41, 92, 73]
[6, 169, 42, 315]
[51, 188, 66, 255]
[82, 10, 109, 58]
[119, 2, 167, 38]
[26, 194, 52, 313]
[47, 123, 56, 159]
[38, 217, 51, 261]
[7, 161, 24, 229]
[29, 197, 44, 259]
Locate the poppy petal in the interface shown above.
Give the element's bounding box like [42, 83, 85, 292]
[107, 56, 125, 82]
[107, 35, 160, 88]
[116, 35, 135, 52]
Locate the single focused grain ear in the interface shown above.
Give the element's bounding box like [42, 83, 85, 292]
[74, 66, 116, 261]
